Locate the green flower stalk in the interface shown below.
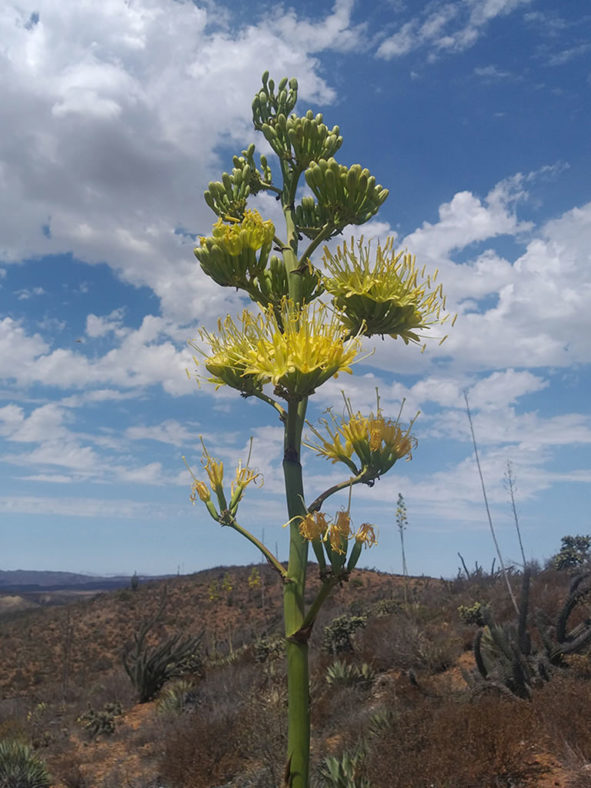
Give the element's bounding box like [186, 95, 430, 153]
[184, 71, 454, 787]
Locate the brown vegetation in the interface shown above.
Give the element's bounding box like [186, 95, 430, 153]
[0, 564, 590, 786]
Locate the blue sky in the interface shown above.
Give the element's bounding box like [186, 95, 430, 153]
[1, 0, 590, 578]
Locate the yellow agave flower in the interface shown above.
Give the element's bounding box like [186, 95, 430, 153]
[229, 440, 263, 510]
[191, 312, 266, 395]
[245, 299, 363, 400]
[210, 209, 275, 255]
[323, 236, 454, 344]
[305, 393, 416, 481]
[327, 510, 352, 555]
[298, 510, 377, 559]
[195, 210, 275, 289]
[299, 511, 329, 541]
[193, 300, 362, 400]
[190, 479, 211, 504]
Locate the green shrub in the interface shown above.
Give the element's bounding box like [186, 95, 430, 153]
[0, 739, 51, 788]
[553, 535, 591, 570]
[77, 702, 122, 738]
[323, 615, 367, 655]
[457, 601, 488, 626]
[253, 635, 284, 663]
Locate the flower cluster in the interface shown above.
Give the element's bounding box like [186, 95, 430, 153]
[210, 209, 275, 255]
[186, 441, 261, 520]
[323, 236, 454, 343]
[194, 210, 274, 290]
[299, 510, 377, 555]
[305, 393, 416, 483]
[192, 300, 363, 400]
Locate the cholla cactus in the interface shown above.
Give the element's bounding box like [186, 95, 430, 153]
[186, 71, 453, 787]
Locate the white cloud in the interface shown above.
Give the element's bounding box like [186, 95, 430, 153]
[0, 494, 172, 518]
[1, 315, 196, 395]
[85, 308, 126, 338]
[0, 0, 364, 326]
[403, 175, 532, 259]
[377, 0, 532, 60]
[126, 419, 198, 447]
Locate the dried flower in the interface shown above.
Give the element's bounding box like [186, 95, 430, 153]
[355, 523, 377, 548]
[298, 512, 329, 541]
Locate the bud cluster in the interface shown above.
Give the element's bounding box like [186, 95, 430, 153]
[204, 167, 250, 221]
[252, 71, 299, 133]
[195, 210, 274, 292]
[305, 159, 389, 229]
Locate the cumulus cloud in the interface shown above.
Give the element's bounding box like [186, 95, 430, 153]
[0, 0, 363, 325]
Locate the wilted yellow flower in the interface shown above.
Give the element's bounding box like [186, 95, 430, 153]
[327, 510, 352, 554]
[231, 462, 261, 496]
[323, 236, 452, 343]
[204, 455, 224, 495]
[299, 511, 329, 541]
[355, 523, 377, 548]
[305, 391, 416, 482]
[191, 479, 211, 503]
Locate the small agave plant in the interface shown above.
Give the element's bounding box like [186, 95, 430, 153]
[0, 740, 51, 788]
[185, 71, 453, 786]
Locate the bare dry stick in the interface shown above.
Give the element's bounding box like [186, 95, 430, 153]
[463, 391, 519, 616]
[505, 460, 527, 568]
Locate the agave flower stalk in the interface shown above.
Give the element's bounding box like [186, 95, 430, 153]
[185, 71, 453, 787]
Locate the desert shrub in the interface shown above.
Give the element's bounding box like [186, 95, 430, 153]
[159, 706, 245, 787]
[532, 674, 591, 763]
[365, 694, 546, 787]
[323, 615, 367, 655]
[76, 702, 122, 738]
[0, 739, 51, 788]
[253, 634, 284, 663]
[123, 628, 202, 703]
[553, 535, 591, 570]
[458, 601, 488, 626]
[357, 614, 461, 674]
[370, 599, 401, 617]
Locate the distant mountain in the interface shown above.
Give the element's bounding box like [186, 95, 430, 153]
[0, 569, 171, 592]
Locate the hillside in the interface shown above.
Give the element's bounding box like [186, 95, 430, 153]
[0, 564, 590, 786]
